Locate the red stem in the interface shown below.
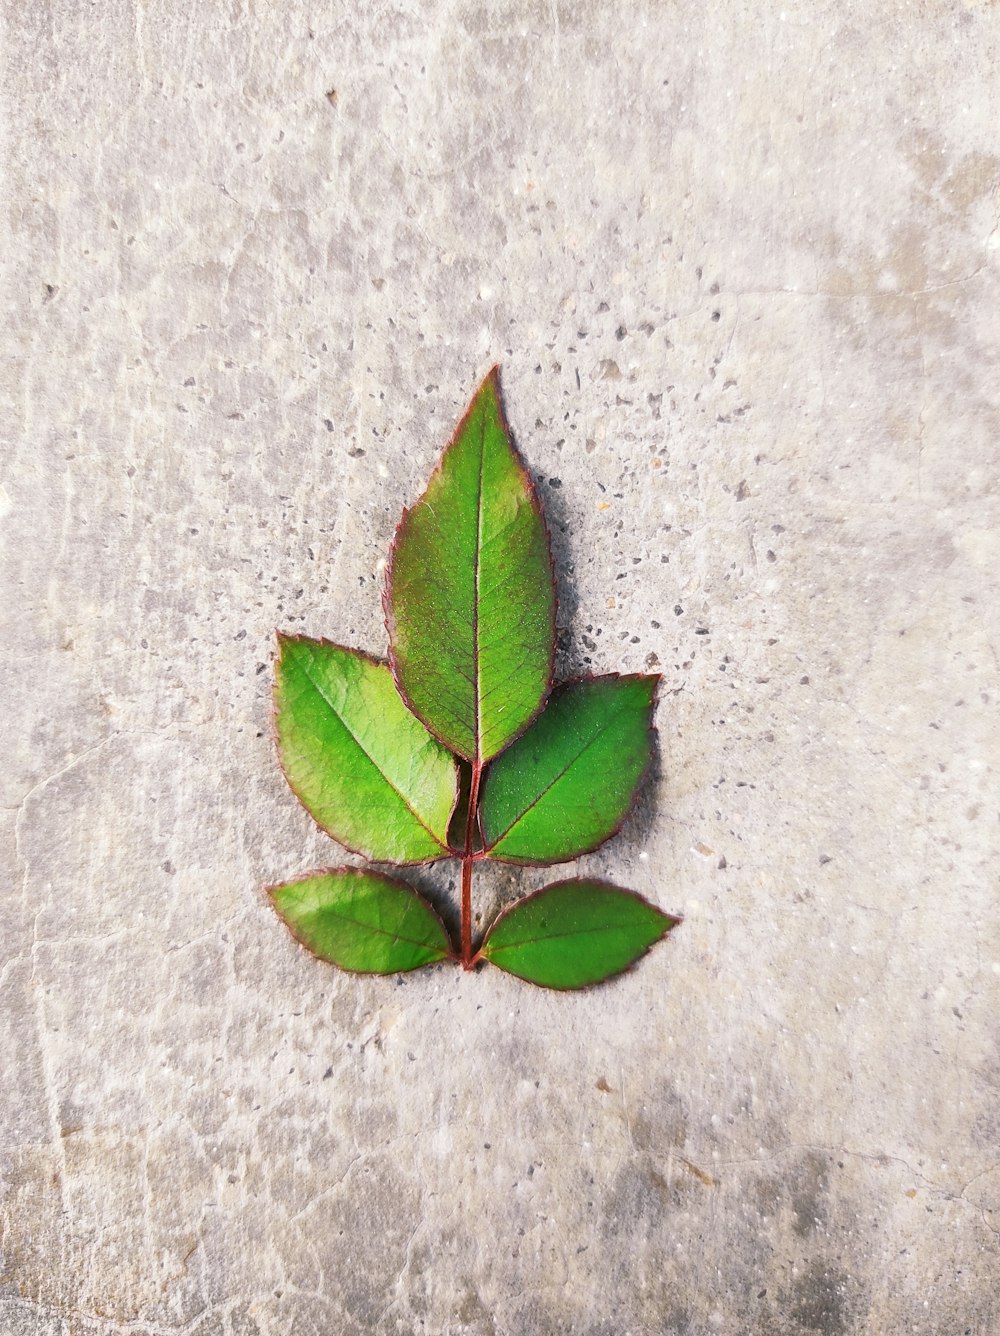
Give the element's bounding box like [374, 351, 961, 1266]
[461, 761, 482, 968]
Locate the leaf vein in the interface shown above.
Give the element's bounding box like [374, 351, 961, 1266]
[488, 921, 659, 951]
[486, 698, 637, 848]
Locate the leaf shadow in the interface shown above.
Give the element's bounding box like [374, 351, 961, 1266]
[529, 470, 585, 679]
[534, 463, 670, 876]
[392, 863, 462, 946]
[395, 858, 525, 950]
[613, 726, 662, 859]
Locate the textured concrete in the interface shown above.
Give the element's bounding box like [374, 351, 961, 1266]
[3, 2, 1000, 1333]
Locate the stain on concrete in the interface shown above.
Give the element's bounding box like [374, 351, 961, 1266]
[791, 1150, 831, 1238]
[790, 1260, 852, 1335]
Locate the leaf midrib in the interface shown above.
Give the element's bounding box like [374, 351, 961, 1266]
[295, 653, 448, 851]
[300, 905, 448, 952]
[472, 406, 486, 761]
[485, 919, 661, 952]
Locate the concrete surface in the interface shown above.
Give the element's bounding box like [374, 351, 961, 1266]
[3, 2, 999, 1333]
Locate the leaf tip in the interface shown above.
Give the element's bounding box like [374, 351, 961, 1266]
[654, 906, 683, 933]
[474, 362, 510, 429]
[274, 628, 305, 663]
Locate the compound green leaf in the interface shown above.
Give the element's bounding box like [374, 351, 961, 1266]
[479, 675, 658, 864]
[274, 635, 458, 863]
[269, 868, 453, 973]
[385, 367, 555, 763]
[479, 879, 678, 989]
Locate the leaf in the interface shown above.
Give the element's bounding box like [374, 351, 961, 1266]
[478, 879, 678, 989]
[478, 675, 658, 864]
[384, 367, 556, 763]
[274, 635, 458, 863]
[269, 867, 453, 973]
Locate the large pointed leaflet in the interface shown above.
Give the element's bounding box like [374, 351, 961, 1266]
[273, 635, 458, 863]
[479, 675, 658, 864]
[479, 879, 678, 989]
[385, 368, 555, 762]
[270, 868, 453, 974]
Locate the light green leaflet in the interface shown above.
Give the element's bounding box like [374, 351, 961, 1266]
[270, 868, 453, 973]
[274, 635, 458, 863]
[479, 879, 678, 989]
[385, 368, 555, 762]
[479, 675, 658, 864]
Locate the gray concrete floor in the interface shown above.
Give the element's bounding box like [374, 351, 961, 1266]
[3, 2, 999, 1333]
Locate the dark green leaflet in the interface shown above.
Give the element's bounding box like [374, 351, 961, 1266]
[479, 879, 678, 989]
[479, 675, 658, 864]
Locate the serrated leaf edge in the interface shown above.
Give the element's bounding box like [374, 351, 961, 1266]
[382, 364, 559, 765]
[266, 864, 457, 972]
[476, 877, 681, 991]
[271, 632, 461, 866]
[481, 672, 662, 867]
